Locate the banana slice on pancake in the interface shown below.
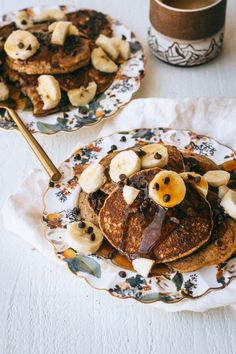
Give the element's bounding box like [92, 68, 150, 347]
[109, 150, 141, 182]
[149, 170, 186, 208]
[111, 37, 131, 60]
[14, 11, 33, 30]
[221, 189, 236, 219]
[91, 47, 118, 73]
[96, 34, 119, 61]
[37, 75, 61, 110]
[50, 21, 71, 46]
[123, 185, 140, 205]
[48, 21, 80, 37]
[4, 30, 40, 60]
[218, 185, 230, 199]
[180, 172, 208, 197]
[0, 80, 9, 101]
[204, 170, 230, 187]
[66, 221, 104, 256]
[140, 144, 169, 169]
[38, 8, 66, 22]
[79, 164, 107, 194]
[68, 82, 97, 107]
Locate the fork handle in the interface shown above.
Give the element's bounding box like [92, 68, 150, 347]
[7, 108, 62, 181]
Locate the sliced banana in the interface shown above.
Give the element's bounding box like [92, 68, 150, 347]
[95, 34, 119, 61]
[38, 8, 66, 22]
[4, 30, 40, 60]
[109, 150, 141, 183]
[132, 258, 155, 278]
[91, 47, 118, 73]
[123, 185, 140, 205]
[149, 170, 186, 208]
[14, 10, 33, 30]
[112, 37, 131, 60]
[66, 221, 104, 255]
[68, 82, 97, 107]
[220, 189, 236, 219]
[48, 21, 79, 36]
[79, 163, 107, 194]
[204, 170, 230, 187]
[140, 143, 169, 169]
[218, 185, 230, 199]
[37, 75, 61, 110]
[180, 172, 208, 198]
[50, 21, 71, 46]
[0, 80, 9, 101]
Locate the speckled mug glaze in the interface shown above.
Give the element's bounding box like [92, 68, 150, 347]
[148, 0, 227, 66]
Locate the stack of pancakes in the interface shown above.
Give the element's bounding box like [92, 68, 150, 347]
[0, 10, 116, 116]
[78, 143, 236, 273]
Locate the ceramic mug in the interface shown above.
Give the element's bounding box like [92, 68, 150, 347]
[148, 0, 227, 66]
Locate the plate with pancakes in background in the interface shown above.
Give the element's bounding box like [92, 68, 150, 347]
[42, 128, 236, 305]
[0, 5, 145, 134]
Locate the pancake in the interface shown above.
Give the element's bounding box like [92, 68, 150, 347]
[183, 152, 220, 174]
[67, 9, 112, 40]
[168, 219, 236, 272]
[79, 189, 107, 226]
[99, 167, 213, 263]
[4, 64, 116, 116]
[100, 144, 185, 194]
[5, 27, 91, 75]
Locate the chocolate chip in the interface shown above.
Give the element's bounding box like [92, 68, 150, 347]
[155, 183, 160, 191]
[187, 174, 195, 181]
[110, 144, 117, 151]
[195, 176, 201, 183]
[163, 177, 170, 184]
[119, 174, 127, 181]
[26, 44, 32, 51]
[215, 239, 223, 247]
[90, 233, 96, 241]
[78, 221, 85, 228]
[86, 226, 93, 234]
[18, 42, 24, 49]
[21, 19, 27, 25]
[136, 149, 146, 158]
[163, 194, 171, 202]
[120, 136, 127, 142]
[121, 34, 127, 40]
[119, 271, 127, 278]
[154, 152, 162, 160]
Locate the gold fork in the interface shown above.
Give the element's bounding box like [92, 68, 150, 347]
[0, 105, 62, 181]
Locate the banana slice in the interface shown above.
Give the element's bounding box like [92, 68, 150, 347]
[180, 172, 208, 198]
[38, 8, 66, 22]
[140, 144, 169, 169]
[112, 37, 131, 60]
[132, 258, 155, 278]
[66, 221, 104, 255]
[79, 164, 107, 194]
[220, 189, 236, 219]
[48, 22, 79, 36]
[204, 170, 230, 187]
[109, 150, 141, 183]
[37, 75, 61, 110]
[68, 82, 97, 107]
[91, 47, 118, 73]
[4, 30, 40, 60]
[123, 185, 140, 205]
[149, 170, 186, 208]
[218, 185, 230, 199]
[50, 21, 71, 46]
[0, 80, 9, 101]
[95, 34, 119, 61]
[14, 10, 33, 30]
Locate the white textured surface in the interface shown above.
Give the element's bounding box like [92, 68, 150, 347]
[0, 1, 236, 353]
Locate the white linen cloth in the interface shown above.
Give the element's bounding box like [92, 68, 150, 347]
[2, 97, 236, 312]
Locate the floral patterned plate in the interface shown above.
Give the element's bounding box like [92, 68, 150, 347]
[43, 128, 236, 304]
[0, 5, 145, 134]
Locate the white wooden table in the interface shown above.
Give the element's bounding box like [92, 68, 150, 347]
[0, 1, 236, 353]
